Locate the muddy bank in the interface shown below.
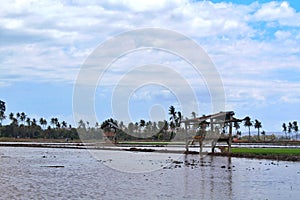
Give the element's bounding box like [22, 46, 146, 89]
[210, 152, 300, 162]
[1, 142, 299, 162]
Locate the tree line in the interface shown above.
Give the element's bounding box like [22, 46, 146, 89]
[1, 99, 296, 142]
[282, 121, 299, 140]
[0, 100, 79, 140]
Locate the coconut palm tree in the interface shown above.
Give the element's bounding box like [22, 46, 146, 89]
[20, 112, 26, 125]
[32, 118, 37, 126]
[139, 119, 145, 134]
[282, 123, 287, 139]
[0, 100, 6, 126]
[244, 116, 253, 141]
[288, 122, 293, 139]
[254, 119, 262, 140]
[16, 112, 20, 125]
[233, 121, 240, 134]
[261, 130, 266, 142]
[191, 111, 197, 119]
[62, 121, 67, 129]
[26, 118, 31, 126]
[78, 119, 86, 129]
[292, 121, 298, 139]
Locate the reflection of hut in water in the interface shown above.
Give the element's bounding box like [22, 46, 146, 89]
[182, 111, 244, 153]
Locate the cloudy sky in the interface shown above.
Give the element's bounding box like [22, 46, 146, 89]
[1, 0, 300, 133]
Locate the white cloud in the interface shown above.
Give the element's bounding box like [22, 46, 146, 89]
[253, 1, 300, 27]
[1, 0, 300, 130]
[274, 30, 292, 40]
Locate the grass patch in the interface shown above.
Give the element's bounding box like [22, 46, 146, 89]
[232, 148, 300, 156]
[118, 141, 184, 145]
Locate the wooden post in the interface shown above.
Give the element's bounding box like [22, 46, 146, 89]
[185, 122, 189, 152]
[228, 116, 233, 153]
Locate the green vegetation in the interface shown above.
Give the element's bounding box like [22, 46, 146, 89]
[232, 148, 300, 156]
[118, 141, 184, 145]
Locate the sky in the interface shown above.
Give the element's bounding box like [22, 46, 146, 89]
[1, 0, 300, 134]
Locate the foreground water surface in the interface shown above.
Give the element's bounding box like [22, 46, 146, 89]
[0, 146, 299, 199]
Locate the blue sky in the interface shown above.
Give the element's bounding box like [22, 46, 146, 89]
[1, 0, 300, 134]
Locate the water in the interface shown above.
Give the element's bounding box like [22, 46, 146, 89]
[0, 146, 299, 200]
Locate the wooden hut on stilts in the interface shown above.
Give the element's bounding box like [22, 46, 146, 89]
[182, 111, 243, 153]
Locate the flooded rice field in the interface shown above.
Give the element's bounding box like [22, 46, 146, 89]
[0, 146, 299, 199]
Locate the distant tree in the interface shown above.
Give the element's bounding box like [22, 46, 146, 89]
[9, 112, 18, 126]
[78, 120, 86, 129]
[169, 105, 182, 130]
[292, 121, 298, 140]
[32, 118, 37, 126]
[236, 131, 242, 138]
[0, 100, 6, 126]
[254, 119, 262, 140]
[95, 122, 99, 129]
[158, 121, 165, 132]
[39, 118, 47, 129]
[261, 130, 266, 142]
[56, 122, 61, 129]
[243, 116, 253, 141]
[128, 122, 134, 134]
[51, 118, 56, 128]
[282, 123, 287, 139]
[139, 119, 145, 133]
[26, 118, 31, 126]
[191, 111, 197, 119]
[119, 121, 124, 130]
[16, 112, 20, 124]
[134, 122, 139, 133]
[62, 121, 67, 129]
[9, 113, 14, 124]
[169, 106, 176, 120]
[152, 121, 158, 133]
[20, 112, 26, 125]
[176, 111, 182, 127]
[233, 121, 240, 134]
[288, 122, 293, 139]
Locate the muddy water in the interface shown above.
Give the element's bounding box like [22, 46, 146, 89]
[0, 147, 299, 200]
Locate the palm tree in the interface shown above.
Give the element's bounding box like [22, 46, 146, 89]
[134, 122, 139, 133]
[16, 112, 20, 125]
[292, 121, 298, 140]
[139, 119, 145, 133]
[20, 112, 26, 125]
[233, 121, 240, 134]
[26, 118, 31, 126]
[56, 122, 61, 129]
[282, 123, 287, 139]
[169, 106, 176, 120]
[0, 100, 6, 126]
[288, 122, 293, 139]
[254, 119, 262, 140]
[78, 119, 86, 129]
[62, 121, 67, 129]
[244, 116, 253, 141]
[261, 130, 266, 142]
[9, 112, 14, 123]
[32, 118, 37, 126]
[9, 112, 18, 126]
[191, 111, 197, 119]
[51, 118, 56, 128]
[176, 111, 182, 127]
